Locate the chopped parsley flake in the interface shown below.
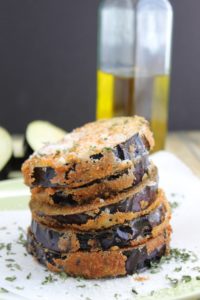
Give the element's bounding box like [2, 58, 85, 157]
[26, 273, 32, 279]
[0, 287, 8, 293]
[174, 266, 182, 272]
[42, 274, 57, 285]
[165, 248, 197, 263]
[5, 258, 15, 262]
[103, 147, 113, 151]
[17, 233, 26, 247]
[196, 276, 200, 280]
[76, 276, 83, 282]
[6, 243, 12, 251]
[15, 286, 24, 290]
[169, 201, 179, 210]
[93, 283, 100, 287]
[131, 288, 138, 295]
[58, 272, 68, 280]
[165, 275, 179, 287]
[5, 276, 16, 282]
[181, 275, 192, 283]
[6, 263, 21, 271]
[150, 261, 162, 274]
[0, 243, 5, 250]
[150, 291, 155, 296]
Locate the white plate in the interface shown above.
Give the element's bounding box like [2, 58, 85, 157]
[0, 151, 200, 300]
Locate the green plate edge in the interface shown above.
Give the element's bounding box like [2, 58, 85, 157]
[0, 178, 29, 210]
[0, 179, 200, 300]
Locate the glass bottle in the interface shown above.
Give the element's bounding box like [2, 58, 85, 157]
[96, 0, 173, 151]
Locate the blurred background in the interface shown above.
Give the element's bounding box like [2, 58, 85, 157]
[0, 0, 199, 133]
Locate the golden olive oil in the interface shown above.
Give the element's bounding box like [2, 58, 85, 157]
[96, 70, 170, 151]
[151, 75, 170, 152]
[96, 70, 135, 119]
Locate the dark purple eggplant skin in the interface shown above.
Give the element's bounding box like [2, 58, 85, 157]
[32, 167, 57, 187]
[31, 133, 150, 188]
[31, 204, 165, 252]
[49, 154, 150, 206]
[37, 184, 158, 226]
[27, 229, 166, 277]
[32, 155, 149, 189]
[124, 244, 166, 275]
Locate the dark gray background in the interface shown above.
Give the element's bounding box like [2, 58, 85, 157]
[0, 0, 199, 133]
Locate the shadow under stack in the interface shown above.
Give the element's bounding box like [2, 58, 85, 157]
[22, 116, 172, 279]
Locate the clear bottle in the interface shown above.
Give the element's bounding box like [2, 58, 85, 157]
[96, 0, 173, 151]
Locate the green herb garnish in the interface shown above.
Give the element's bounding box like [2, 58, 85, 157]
[103, 147, 112, 152]
[58, 272, 68, 280]
[5, 276, 16, 282]
[0, 243, 5, 250]
[6, 263, 21, 271]
[196, 276, 200, 280]
[42, 274, 57, 285]
[174, 266, 182, 272]
[5, 258, 15, 262]
[6, 243, 12, 251]
[26, 273, 32, 279]
[0, 287, 8, 293]
[150, 261, 162, 273]
[131, 288, 138, 294]
[17, 233, 26, 247]
[169, 201, 179, 210]
[165, 275, 179, 287]
[181, 275, 192, 283]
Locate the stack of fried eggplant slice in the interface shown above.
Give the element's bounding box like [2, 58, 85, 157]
[22, 116, 171, 279]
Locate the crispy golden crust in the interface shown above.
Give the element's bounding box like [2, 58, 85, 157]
[30, 218, 170, 253]
[22, 116, 154, 188]
[31, 189, 170, 231]
[30, 164, 158, 216]
[30, 190, 171, 255]
[27, 229, 171, 279]
[31, 156, 149, 205]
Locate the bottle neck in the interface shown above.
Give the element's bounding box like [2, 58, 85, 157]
[137, 0, 172, 11]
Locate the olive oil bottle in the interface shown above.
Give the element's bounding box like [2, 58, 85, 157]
[96, 0, 173, 151]
[97, 70, 170, 152]
[96, 70, 135, 119]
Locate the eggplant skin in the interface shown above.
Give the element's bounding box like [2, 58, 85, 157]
[31, 202, 168, 253]
[30, 133, 150, 189]
[27, 229, 168, 279]
[35, 183, 158, 227]
[50, 155, 150, 205]
[32, 155, 149, 189]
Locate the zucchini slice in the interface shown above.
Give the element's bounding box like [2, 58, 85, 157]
[25, 120, 67, 152]
[0, 127, 13, 179]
